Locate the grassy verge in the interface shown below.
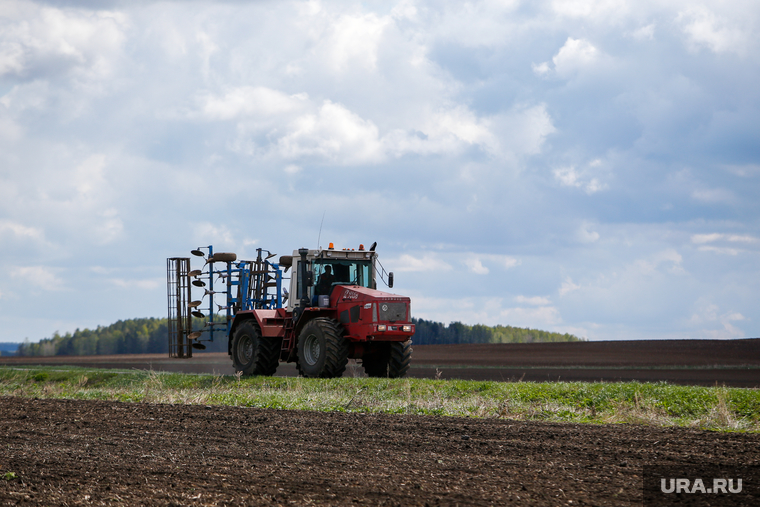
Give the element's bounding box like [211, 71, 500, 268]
[1, 366, 758, 432]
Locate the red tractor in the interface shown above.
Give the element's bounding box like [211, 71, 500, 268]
[167, 242, 414, 378]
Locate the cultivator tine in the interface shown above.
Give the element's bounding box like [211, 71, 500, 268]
[192, 311, 205, 319]
[188, 331, 202, 340]
[192, 280, 206, 287]
[191, 342, 206, 350]
[188, 300, 202, 308]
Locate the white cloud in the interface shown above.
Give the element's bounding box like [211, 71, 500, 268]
[634, 249, 685, 276]
[553, 166, 607, 194]
[276, 100, 384, 164]
[405, 294, 562, 330]
[689, 300, 747, 339]
[551, 0, 630, 22]
[691, 187, 734, 204]
[499, 305, 562, 328]
[0, 3, 127, 84]
[193, 223, 235, 248]
[691, 232, 758, 255]
[630, 23, 656, 41]
[200, 87, 308, 120]
[677, 7, 748, 55]
[0, 220, 44, 241]
[691, 233, 758, 244]
[532, 61, 551, 76]
[502, 257, 520, 269]
[697, 245, 739, 256]
[315, 12, 390, 72]
[559, 277, 580, 296]
[73, 154, 107, 198]
[11, 266, 64, 290]
[552, 37, 600, 77]
[492, 104, 556, 157]
[554, 166, 580, 186]
[392, 254, 453, 272]
[391, 0, 418, 21]
[577, 222, 600, 243]
[515, 295, 551, 306]
[722, 164, 760, 177]
[464, 255, 489, 275]
[691, 233, 723, 244]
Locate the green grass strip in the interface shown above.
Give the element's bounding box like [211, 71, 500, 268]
[1, 365, 758, 432]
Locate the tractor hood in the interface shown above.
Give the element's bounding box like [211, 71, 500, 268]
[331, 285, 411, 325]
[332, 285, 409, 303]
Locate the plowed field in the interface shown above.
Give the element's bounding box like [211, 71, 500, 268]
[3, 338, 759, 386]
[2, 396, 759, 506]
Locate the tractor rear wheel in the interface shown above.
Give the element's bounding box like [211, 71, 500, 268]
[231, 321, 280, 376]
[296, 318, 349, 378]
[388, 339, 413, 378]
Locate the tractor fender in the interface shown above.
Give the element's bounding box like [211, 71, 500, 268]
[231, 310, 288, 338]
[293, 308, 340, 338]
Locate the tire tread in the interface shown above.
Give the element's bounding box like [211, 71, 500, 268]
[388, 340, 413, 378]
[232, 321, 280, 376]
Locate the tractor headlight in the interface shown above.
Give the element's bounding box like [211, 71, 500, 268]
[402, 325, 412, 333]
[377, 324, 387, 332]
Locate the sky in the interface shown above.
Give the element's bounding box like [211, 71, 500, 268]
[1, 0, 759, 343]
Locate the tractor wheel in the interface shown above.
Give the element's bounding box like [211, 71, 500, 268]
[296, 318, 349, 378]
[388, 340, 413, 378]
[231, 321, 280, 376]
[361, 345, 390, 377]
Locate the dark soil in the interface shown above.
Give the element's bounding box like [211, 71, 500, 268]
[3, 338, 759, 387]
[1, 397, 759, 506]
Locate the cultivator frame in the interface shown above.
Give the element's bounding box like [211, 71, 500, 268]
[166, 246, 284, 355]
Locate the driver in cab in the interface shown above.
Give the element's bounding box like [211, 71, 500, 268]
[315, 265, 336, 296]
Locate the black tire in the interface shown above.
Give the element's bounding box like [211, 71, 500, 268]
[388, 340, 413, 378]
[231, 321, 280, 376]
[361, 345, 390, 377]
[296, 318, 348, 378]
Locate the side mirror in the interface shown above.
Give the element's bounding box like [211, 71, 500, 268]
[306, 270, 314, 286]
[388, 272, 394, 288]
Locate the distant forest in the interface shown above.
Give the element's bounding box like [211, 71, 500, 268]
[411, 318, 583, 345]
[16, 317, 582, 357]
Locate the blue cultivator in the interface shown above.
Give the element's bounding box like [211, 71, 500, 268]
[167, 246, 283, 356]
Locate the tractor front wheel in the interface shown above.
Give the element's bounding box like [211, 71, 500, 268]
[388, 340, 413, 378]
[362, 340, 413, 378]
[231, 321, 280, 376]
[296, 318, 349, 378]
[361, 346, 390, 378]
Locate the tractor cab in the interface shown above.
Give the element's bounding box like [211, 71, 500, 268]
[281, 243, 390, 312]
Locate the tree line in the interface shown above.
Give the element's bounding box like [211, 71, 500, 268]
[410, 318, 583, 345]
[16, 316, 581, 357]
